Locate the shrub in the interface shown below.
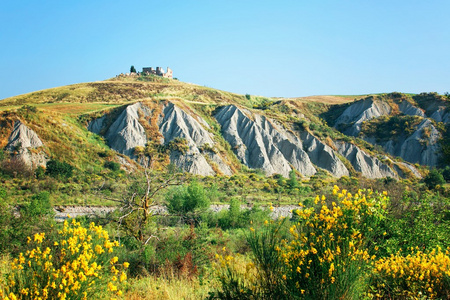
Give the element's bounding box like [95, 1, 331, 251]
[34, 166, 46, 179]
[278, 188, 385, 299]
[217, 198, 241, 229]
[166, 181, 210, 217]
[0, 219, 128, 299]
[23, 191, 53, 219]
[212, 187, 388, 299]
[370, 247, 450, 299]
[167, 137, 189, 155]
[287, 170, 299, 190]
[0, 157, 33, 178]
[423, 169, 445, 189]
[0, 187, 6, 201]
[0, 191, 54, 254]
[104, 161, 120, 172]
[380, 192, 450, 253]
[46, 159, 74, 179]
[442, 166, 450, 182]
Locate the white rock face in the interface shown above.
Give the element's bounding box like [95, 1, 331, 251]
[430, 107, 450, 123]
[6, 120, 46, 168]
[369, 119, 441, 167]
[335, 141, 397, 179]
[159, 102, 215, 147]
[215, 105, 316, 177]
[394, 162, 422, 178]
[300, 131, 349, 177]
[88, 101, 427, 178]
[158, 102, 232, 176]
[334, 98, 391, 136]
[398, 101, 425, 117]
[104, 102, 150, 157]
[397, 119, 441, 167]
[6, 120, 43, 150]
[88, 102, 232, 176]
[87, 116, 106, 135]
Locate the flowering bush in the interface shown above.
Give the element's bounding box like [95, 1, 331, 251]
[0, 218, 128, 300]
[279, 187, 387, 299]
[370, 247, 450, 299]
[211, 187, 389, 299]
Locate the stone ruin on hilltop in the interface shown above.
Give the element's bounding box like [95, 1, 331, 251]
[117, 66, 173, 79]
[142, 66, 173, 79]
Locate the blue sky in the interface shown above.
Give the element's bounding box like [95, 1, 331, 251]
[1, 0, 449, 100]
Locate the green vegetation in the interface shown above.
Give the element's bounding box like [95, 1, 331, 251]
[1, 219, 127, 299]
[423, 168, 446, 190]
[211, 188, 450, 299]
[360, 115, 423, 142]
[46, 159, 74, 179]
[166, 181, 210, 216]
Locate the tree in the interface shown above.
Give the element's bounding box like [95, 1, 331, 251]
[166, 181, 210, 217]
[130, 65, 137, 73]
[442, 166, 450, 182]
[423, 169, 445, 189]
[45, 159, 74, 179]
[115, 167, 182, 244]
[288, 170, 299, 190]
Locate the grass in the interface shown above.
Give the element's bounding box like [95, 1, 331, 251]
[291, 95, 364, 104]
[32, 103, 121, 115]
[125, 274, 215, 300]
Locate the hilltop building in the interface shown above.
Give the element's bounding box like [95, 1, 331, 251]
[142, 66, 173, 79]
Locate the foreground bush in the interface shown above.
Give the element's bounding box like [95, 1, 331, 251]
[212, 187, 387, 299]
[0, 219, 128, 300]
[212, 187, 450, 299]
[279, 187, 387, 299]
[370, 247, 450, 299]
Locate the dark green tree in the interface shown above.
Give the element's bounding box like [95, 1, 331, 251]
[130, 65, 137, 73]
[45, 159, 74, 179]
[166, 181, 209, 215]
[423, 169, 445, 189]
[288, 170, 299, 190]
[442, 166, 450, 182]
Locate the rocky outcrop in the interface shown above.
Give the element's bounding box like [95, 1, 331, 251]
[398, 101, 425, 117]
[367, 119, 441, 167]
[430, 107, 450, 123]
[335, 141, 397, 179]
[334, 98, 392, 136]
[159, 102, 231, 176]
[88, 100, 427, 179]
[300, 131, 349, 177]
[5, 120, 46, 169]
[159, 103, 215, 147]
[87, 116, 106, 135]
[88, 102, 232, 176]
[6, 121, 43, 150]
[394, 162, 422, 178]
[215, 105, 316, 177]
[334, 96, 445, 167]
[101, 102, 150, 157]
[396, 119, 440, 167]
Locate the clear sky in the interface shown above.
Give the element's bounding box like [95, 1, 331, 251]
[1, 0, 449, 100]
